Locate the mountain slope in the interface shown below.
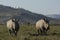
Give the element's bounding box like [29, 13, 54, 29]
[0, 5, 51, 24]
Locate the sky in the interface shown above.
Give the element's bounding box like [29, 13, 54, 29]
[0, 0, 60, 15]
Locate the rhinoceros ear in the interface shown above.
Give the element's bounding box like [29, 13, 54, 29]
[12, 19, 15, 22]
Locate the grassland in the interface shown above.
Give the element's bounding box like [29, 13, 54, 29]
[0, 24, 60, 40]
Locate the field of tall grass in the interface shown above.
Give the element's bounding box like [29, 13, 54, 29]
[0, 24, 60, 40]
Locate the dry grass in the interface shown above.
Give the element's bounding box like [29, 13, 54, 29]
[0, 24, 60, 40]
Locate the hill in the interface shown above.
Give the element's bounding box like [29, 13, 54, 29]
[47, 14, 60, 25]
[47, 14, 60, 19]
[0, 5, 50, 24]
